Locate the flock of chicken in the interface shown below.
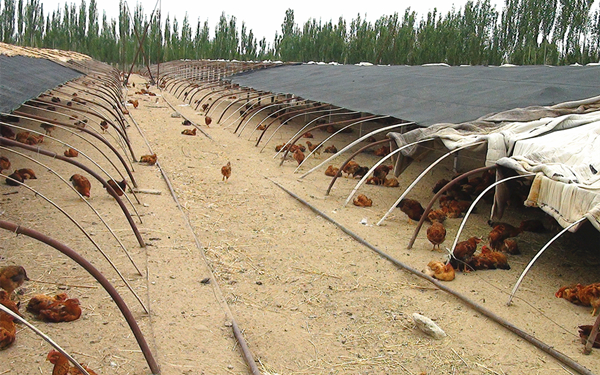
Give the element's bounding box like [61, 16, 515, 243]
[0, 266, 96, 373]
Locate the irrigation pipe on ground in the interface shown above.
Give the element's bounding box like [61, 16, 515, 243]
[266, 176, 595, 375]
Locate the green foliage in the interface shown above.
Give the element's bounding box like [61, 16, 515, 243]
[1, 0, 600, 66]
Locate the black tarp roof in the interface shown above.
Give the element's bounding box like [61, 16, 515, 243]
[231, 64, 600, 126]
[0, 55, 83, 113]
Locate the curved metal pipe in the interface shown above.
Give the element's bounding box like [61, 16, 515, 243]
[507, 217, 586, 305]
[376, 141, 486, 225]
[0, 220, 160, 375]
[407, 166, 496, 249]
[449, 174, 536, 252]
[0, 171, 147, 310]
[0, 137, 145, 248]
[0, 145, 142, 276]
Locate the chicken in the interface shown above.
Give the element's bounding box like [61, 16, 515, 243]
[374, 145, 390, 156]
[424, 261, 455, 281]
[432, 178, 450, 194]
[383, 177, 400, 187]
[488, 222, 523, 250]
[352, 166, 370, 178]
[0, 125, 15, 139]
[324, 165, 339, 177]
[105, 179, 127, 196]
[323, 145, 338, 153]
[37, 298, 82, 322]
[5, 170, 23, 186]
[100, 120, 109, 132]
[342, 161, 360, 177]
[0, 156, 10, 173]
[302, 132, 313, 138]
[140, 153, 157, 165]
[397, 198, 424, 222]
[15, 131, 30, 143]
[556, 283, 600, 315]
[450, 237, 481, 272]
[40, 123, 56, 135]
[205, 116, 212, 126]
[221, 161, 231, 182]
[0, 266, 29, 297]
[442, 200, 471, 218]
[325, 125, 336, 133]
[51, 96, 61, 103]
[181, 128, 197, 136]
[306, 141, 321, 156]
[353, 194, 372, 207]
[201, 103, 209, 112]
[17, 168, 36, 180]
[69, 174, 91, 198]
[0, 300, 16, 349]
[578, 325, 600, 348]
[498, 238, 520, 254]
[293, 149, 305, 166]
[556, 284, 583, 304]
[127, 99, 139, 108]
[427, 209, 447, 223]
[182, 119, 191, 125]
[63, 147, 78, 157]
[373, 165, 393, 180]
[26, 293, 68, 314]
[427, 222, 446, 251]
[47, 350, 98, 375]
[467, 245, 510, 270]
[519, 219, 545, 233]
[366, 177, 382, 185]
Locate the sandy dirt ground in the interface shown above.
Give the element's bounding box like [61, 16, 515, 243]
[1, 72, 600, 375]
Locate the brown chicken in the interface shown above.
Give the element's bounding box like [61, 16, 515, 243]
[342, 161, 360, 177]
[519, 219, 546, 232]
[450, 237, 481, 272]
[15, 131, 30, 143]
[556, 283, 600, 315]
[0, 125, 15, 139]
[427, 209, 447, 223]
[0, 290, 20, 316]
[205, 116, 212, 126]
[70, 174, 91, 198]
[25, 133, 44, 145]
[323, 145, 338, 153]
[293, 149, 305, 166]
[0, 298, 16, 349]
[373, 165, 393, 180]
[488, 222, 523, 250]
[366, 177, 382, 185]
[306, 141, 321, 156]
[383, 177, 400, 187]
[302, 132, 313, 138]
[374, 145, 391, 156]
[432, 178, 450, 194]
[0, 156, 10, 173]
[324, 165, 339, 177]
[201, 103, 209, 112]
[36, 298, 82, 322]
[40, 123, 56, 135]
[47, 350, 99, 375]
[442, 200, 471, 218]
[424, 261, 455, 281]
[140, 153, 157, 165]
[352, 166, 370, 178]
[468, 245, 510, 270]
[181, 128, 197, 136]
[353, 194, 373, 207]
[105, 179, 127, 196]
[17, 168, 36, 180]
[5, 170, 24, 186]
[221, 161, 231, 182]
[0, 266, 29, 297]
[427, 222, 446, 251]
[397, 198, 424, 222]
[127, 99, 139, 108]
[100, 120, 109, 132]
[64, 148, 79, 157]
[578, 325, 600, 348]
[498, 238, 520, 254]
[27, 293, 68, 314]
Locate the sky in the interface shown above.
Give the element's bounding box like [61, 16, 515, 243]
[39, 0, 505, 42]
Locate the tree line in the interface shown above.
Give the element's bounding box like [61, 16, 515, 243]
[1, 0, 599, 67]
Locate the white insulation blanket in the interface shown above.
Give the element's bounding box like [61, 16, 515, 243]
[388, 96, 600, 232]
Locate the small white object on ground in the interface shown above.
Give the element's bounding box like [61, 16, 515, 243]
[412, 313, 446, 339]
[360, 218, 368, 225]
[170, 112, 181, 118]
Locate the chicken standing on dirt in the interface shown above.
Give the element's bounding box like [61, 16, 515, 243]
[397, 198, 425, 222]
[427, 222, 446, 251]
[0, 265, 29, 297]
[46, 350, 98, 375]
[450, 237, 481, 272]
[293, 149, 305, 166]
[0, 157, 10, 173]
[105, 179, 127, 196]
[221, 161, 231, 182]
[70, 174, 91, 198]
